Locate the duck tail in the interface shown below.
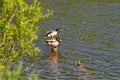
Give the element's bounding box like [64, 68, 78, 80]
[44, 36, 47, 38]
[45, 34, 48, 38]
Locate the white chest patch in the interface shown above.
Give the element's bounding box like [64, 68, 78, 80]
[52, 41, 59, 46]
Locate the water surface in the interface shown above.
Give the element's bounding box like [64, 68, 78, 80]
[23, 0, 120, 80]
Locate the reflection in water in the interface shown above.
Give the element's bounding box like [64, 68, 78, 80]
[47, 50, 60, 79]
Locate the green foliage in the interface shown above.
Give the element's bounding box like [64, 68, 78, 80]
[0, 63, 38, 80]
[0, 0, 51, 64]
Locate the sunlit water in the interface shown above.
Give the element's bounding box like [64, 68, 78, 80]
[23, 1, 120, 80]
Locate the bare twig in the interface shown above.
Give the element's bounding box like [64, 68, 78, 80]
[8, 13, 16, 25]
[0, 33, 6, 47]
[8, 7, 18, 25]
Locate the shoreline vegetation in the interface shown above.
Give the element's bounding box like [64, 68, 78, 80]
[0, 0, 51, 79]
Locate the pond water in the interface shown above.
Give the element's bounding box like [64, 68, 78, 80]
[23, 0, 120, 80]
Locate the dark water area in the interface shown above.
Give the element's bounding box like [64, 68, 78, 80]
[23, 0, 120, 80]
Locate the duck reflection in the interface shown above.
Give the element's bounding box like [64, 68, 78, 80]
[48, 47, 58, 63]
[46, 47, 60, 79]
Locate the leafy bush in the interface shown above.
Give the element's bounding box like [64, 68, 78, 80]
[0, 63, 38, 80]
[0, 0, 51, 64]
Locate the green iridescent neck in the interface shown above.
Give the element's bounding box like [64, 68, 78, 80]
[56, 37, 60, 41]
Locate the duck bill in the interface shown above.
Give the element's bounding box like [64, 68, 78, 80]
[59, 40, 62, 42]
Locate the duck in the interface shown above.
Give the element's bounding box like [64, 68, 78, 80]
[45, 28, 62, 39]
[75, 60, 83, 70]
[46, 37, 62, 47]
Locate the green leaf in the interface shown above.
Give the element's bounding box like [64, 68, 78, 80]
[0, 65, 5, 70]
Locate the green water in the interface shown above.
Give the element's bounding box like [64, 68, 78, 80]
[23, 0, 120, 80]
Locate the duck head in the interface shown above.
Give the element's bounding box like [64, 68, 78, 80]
[56, 37, 62, 42]
[56, 28, 63, 32]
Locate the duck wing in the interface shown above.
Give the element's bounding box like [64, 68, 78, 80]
[45, 31, 52, 37]
[46, 39, 56, 42]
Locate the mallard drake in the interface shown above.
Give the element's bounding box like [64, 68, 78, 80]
[45, 28, 62, 39]
[46, 37, 62, 47]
